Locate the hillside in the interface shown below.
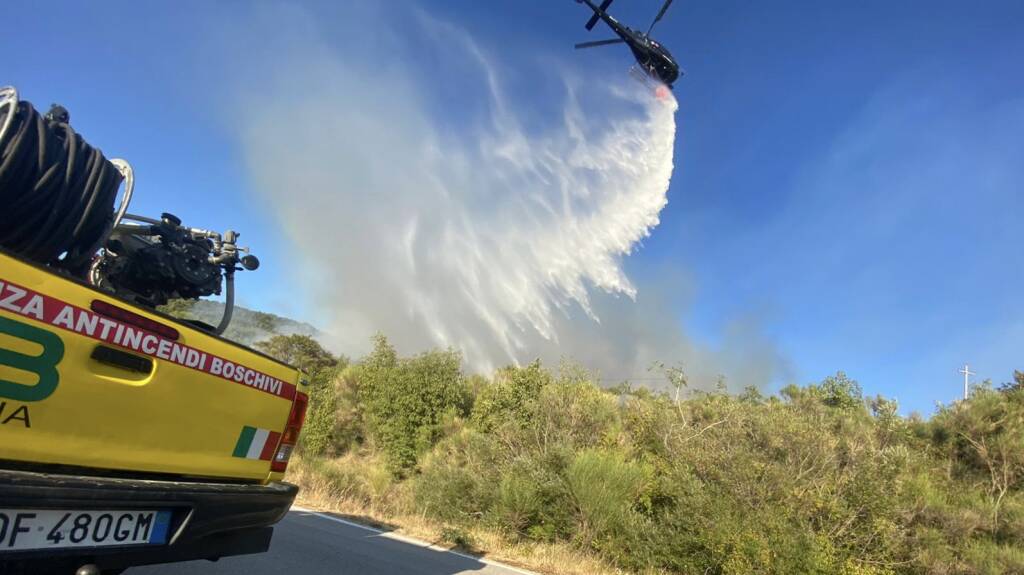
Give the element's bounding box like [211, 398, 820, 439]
[155, 302, 1024, 574]
[158, 298, 319, 347]
[250, 327, 1024, 575]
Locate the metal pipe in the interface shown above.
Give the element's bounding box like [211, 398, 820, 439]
[109, 159, 135, 232]
[122, 213, 164, 226]
[0, 86, 18, 147]
[215, 272, 235, 335]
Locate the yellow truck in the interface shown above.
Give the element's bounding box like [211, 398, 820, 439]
[0, 88, 310, 573]
[0, 250, 310, 574]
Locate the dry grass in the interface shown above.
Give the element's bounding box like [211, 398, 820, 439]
[287, 454, 645, 575]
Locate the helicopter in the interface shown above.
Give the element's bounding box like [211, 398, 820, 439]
[573, 0, 681, 89]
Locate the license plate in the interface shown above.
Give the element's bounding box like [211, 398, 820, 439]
[0, 509, 172, 551]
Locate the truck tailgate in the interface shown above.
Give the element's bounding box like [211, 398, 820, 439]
[0, 252, 305, 482]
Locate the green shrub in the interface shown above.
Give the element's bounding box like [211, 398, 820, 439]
[962, 539, 1024, 575]
[308, 454, 398, 511]
[439, 526, 477, 551]
[529, 379, 619, 451]
[413, 429, 500, 523]
[356, 335, 471, 474]
[488, 463, 544, 537]
[255, 333, 341, 374]
[471, 360, 550, 432]
[328, 367, 368, 453]
[298, 341, 1024, 574]
[300, 367, 339, 457]
[565, 449, 652, 545]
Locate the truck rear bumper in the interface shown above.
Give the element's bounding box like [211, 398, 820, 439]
[0, 468, 298, 573]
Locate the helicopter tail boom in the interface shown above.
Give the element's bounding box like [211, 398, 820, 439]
[584, 0, 614, 31]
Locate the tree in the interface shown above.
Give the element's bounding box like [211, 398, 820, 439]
[254, 334, 340, 375]
[999, 370, 1024, 394]
[299, 367, 339, 457]
[649, 361, 688, 405]
[932, 387, 1024, 534]
[356, 335, 470, 474]
[471, 360, 551, 432]
[820, 371, 863, 409]
[251, 311, 278, 332]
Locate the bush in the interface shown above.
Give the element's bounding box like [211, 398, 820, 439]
[488, 463, 545, 536]
[356, 335, 471, 474]
[412, 427, 503, 519]
[329, 367, 368, 453]
[296, 340, 1024, 574]
[961, 540, 1024, 575]
[565, 449, 652, 547]
[529, 378, 619, 451]
[439, 526, 477, 551]
[471, 360, 550, 432]
[255, 333, 341, 375]
[300, 367, 339, 457]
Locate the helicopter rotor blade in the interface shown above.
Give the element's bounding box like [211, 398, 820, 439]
[647, 0, 675, 34]
[575, 38, 627, 49]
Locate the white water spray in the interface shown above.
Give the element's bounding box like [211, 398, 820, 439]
[223, 6, 698, 376]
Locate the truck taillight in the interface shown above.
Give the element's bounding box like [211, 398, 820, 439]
[271, 392, 308, 473]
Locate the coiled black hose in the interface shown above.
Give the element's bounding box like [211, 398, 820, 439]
[0, 92, 122, 274]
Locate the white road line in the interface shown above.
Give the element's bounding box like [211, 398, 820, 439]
[290, 505, 539, 575]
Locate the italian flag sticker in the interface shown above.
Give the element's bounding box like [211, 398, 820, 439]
[233, 426, 281, 461]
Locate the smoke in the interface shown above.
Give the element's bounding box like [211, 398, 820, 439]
[212, 3, 787, 389]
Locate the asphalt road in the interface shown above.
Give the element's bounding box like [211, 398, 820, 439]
[134, 508, 533, 575]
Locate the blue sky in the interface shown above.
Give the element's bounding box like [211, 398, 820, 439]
[4, 1, 1022, 414]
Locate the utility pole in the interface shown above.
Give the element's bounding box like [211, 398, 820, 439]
[959, 364, 975, 400]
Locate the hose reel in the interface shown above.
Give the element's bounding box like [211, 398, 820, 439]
[0, 86, 258, 334]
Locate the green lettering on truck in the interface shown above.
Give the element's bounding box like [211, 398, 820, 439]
[0, 316, 64, 401]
